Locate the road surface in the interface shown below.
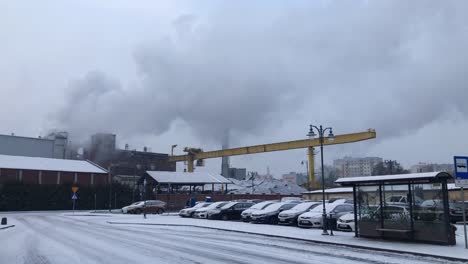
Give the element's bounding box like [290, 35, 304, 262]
[0, 212, 462, 264]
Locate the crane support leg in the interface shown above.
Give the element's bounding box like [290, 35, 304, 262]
[187, 157, 194, 172]
[308, 147, 315, 189]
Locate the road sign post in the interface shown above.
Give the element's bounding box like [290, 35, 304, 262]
[72, 186, 79, 215]
[454, 156, 468, 249]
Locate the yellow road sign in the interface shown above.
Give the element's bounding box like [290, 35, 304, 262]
[72, 186, 79, 193]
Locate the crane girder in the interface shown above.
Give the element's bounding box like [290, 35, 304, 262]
[169, 129, 376, 162]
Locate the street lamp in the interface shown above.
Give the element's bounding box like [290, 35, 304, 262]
[308, 124, 334, 235]
[171, 144, 178, 156]
[301, 160, 310, 191]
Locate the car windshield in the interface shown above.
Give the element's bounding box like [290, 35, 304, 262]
[193, 203, 207, 209]
[250, 201, 273, 210]
[262, 202, 283, 211]
[291, 202, 316, 211]
[310, 203, 336, 213]
[205, 202, 227, 209]
[220, 202, 237, 209]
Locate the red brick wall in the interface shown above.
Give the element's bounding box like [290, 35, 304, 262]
[153, 193, 302, 211]
[0, 169, 18, 183]
[94, 173, 108, 186]
[42, 171, 58, 185]
[22, 170, 39, 184]
[0, 168, 108, 186]
[77, 173, 91, 186]
[61, 172, 75, 184]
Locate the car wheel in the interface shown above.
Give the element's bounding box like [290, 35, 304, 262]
[157, 208, 164, 214]
[270, 217, 277, 225]
[135, 209, 142, 214]
[222, 214, 229, 221]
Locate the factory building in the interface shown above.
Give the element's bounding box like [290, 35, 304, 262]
[0, 132, 69, 159]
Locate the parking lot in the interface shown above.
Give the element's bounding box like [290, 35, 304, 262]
[1, 211, 467, 264]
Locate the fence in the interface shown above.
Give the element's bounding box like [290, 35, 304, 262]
[154, 193, 302, 211]
[0, 183, 302, 211]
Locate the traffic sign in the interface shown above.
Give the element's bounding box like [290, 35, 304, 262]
[72, 186, 79, 193]
[454, 156, 468, 187]
[72, 193, 78, 200]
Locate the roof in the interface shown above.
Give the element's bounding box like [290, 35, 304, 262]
[336, 172, 452, 186]
[302, 187, 353, 195]
[0, 154, 107, 174]
[146, 171, 231, 185]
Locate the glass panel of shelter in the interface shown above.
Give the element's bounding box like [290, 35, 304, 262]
[411, 183, 450, 243]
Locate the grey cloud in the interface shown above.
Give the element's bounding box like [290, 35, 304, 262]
[55, 1, 468, 146]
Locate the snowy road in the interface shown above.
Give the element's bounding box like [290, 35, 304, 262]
[0, 212, 464, 264]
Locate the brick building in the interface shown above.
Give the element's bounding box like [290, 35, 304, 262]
[0, 154, 108, 186]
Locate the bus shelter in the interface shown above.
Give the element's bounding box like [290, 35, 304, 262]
[336, 172, 456, 245]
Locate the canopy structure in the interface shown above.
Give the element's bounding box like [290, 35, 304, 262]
[146, 171, 230, 185]
[335, 171, 456, 245]
[144, 171, 231, 193]
[336, 172, 452, 186]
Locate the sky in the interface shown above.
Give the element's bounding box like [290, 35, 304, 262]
[1, 0, 468, 177]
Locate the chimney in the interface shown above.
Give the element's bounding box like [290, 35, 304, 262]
[143, 146, 148, 152]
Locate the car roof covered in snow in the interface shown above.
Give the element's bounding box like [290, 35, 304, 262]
[0, 154, 107, 174]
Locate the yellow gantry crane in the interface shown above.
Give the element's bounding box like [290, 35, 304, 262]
[169, 129, 376, 188]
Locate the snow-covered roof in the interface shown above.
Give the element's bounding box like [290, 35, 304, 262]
[302, 187, 353, 195]
[0, 154, 107, 174]
[336, 172, 452, 186]
[146, 171, 231, 185]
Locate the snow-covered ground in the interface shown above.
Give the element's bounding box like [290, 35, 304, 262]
[105, 213, 468, 261]
[0, 211, 466, 264]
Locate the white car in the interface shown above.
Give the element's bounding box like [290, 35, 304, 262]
[241, 201, 277, 222]
[278, 202, 320, 225]
[179, 202, 212, 217]
[193, 201, 229, 218]
[337, 213, 355, 232]
[297, 200, 348, 228]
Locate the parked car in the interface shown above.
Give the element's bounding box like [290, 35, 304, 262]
[179, 202, 212, 217]
[250, 202, 298, 224]
[241, 200, 278, 222]
[297, 200, 351, 228]
[365, 205, 410, 221]
[122, 200, 166, 214]
[278, 202, 320, 225]
[193, 201, 229, 219]
[207, 201, 254, 220]
[416, 199, 467, 223]
[337, 213, 355, 232]
[386, 195, 423, 206]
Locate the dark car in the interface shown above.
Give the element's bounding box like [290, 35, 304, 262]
[250, 202, 299, 224]
[416, 200, 468, 223]
[207, 202, 254, 220]
[122, 200, 166, 214]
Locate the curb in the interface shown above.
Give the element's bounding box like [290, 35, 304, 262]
[107, 221, 468, 263]
[0, 225, 15, 230]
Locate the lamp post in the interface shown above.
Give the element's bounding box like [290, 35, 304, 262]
[171, 144, 178, 156]
[301, 160, 310, 191]
[143, 177, 147, 219]
[308, 124, 334, 235]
